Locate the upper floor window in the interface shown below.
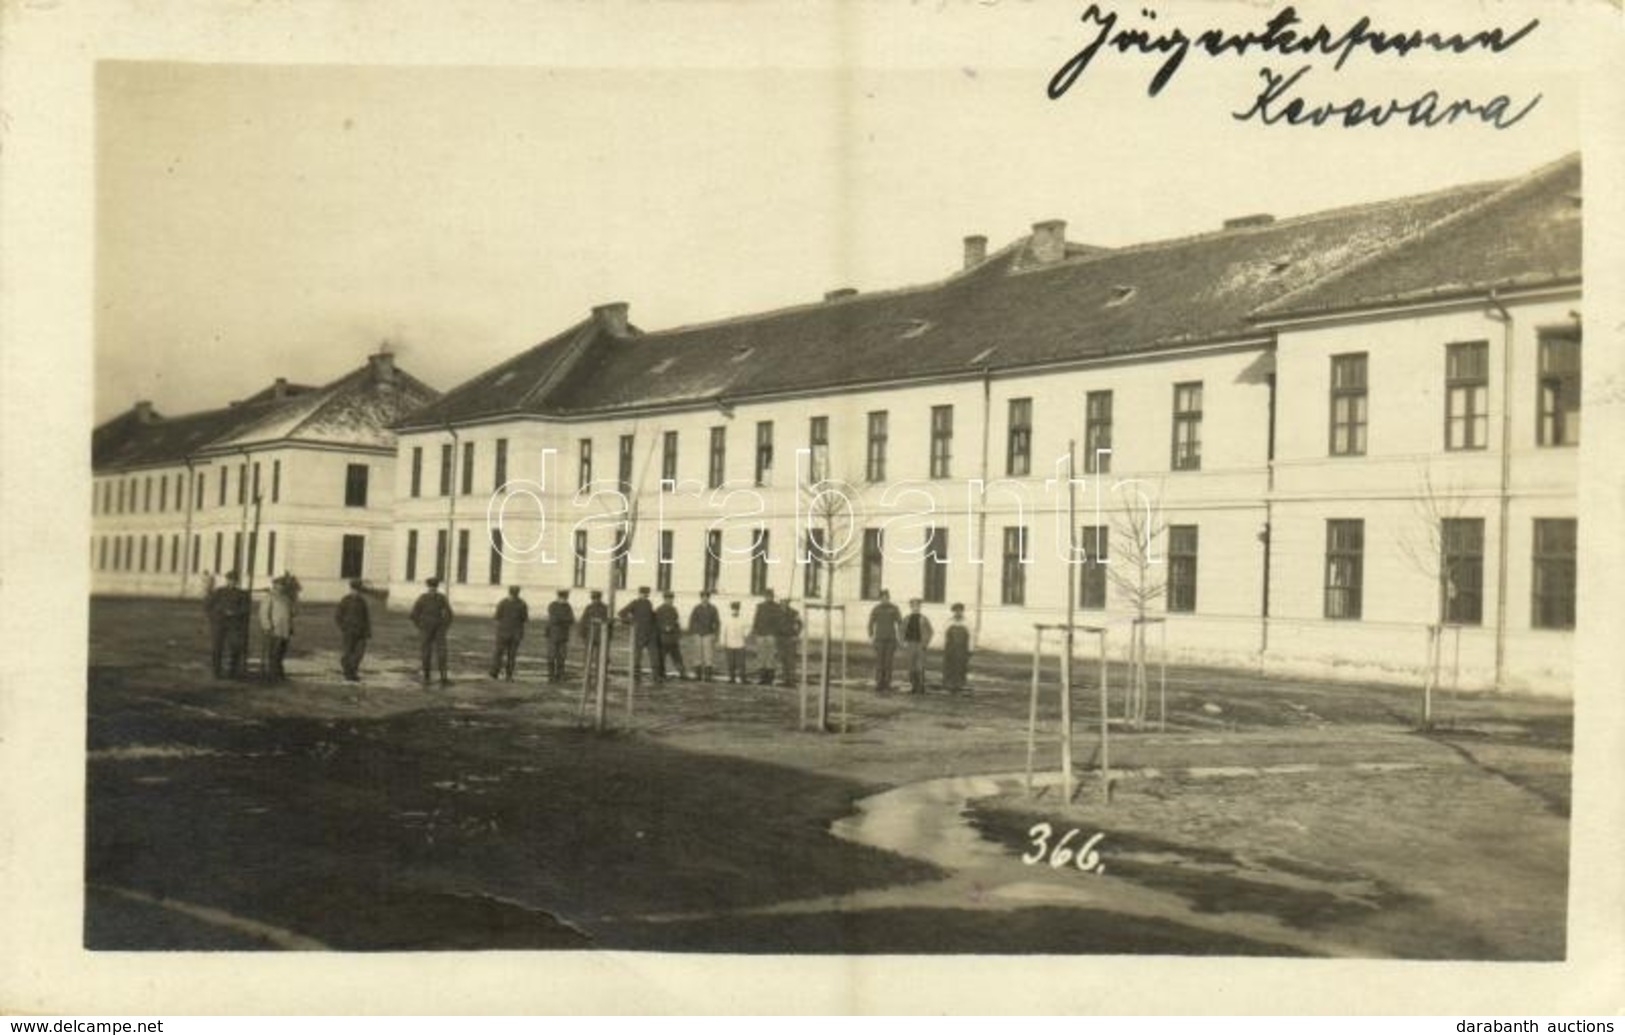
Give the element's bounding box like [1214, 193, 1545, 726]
[439, 443, 453, 496]
[1171, 382, 1203, 470]
[930, 405, 954, 479]
[754, 421, 774, 487]
[860, 528, 884, 601]
[1085, 391, 1112, 475]
[344, 464, 369, 508]
[460, 442, 475, 495]
[1445, 342, 1489, 451]
[618, 434, 635, 494]
[493, 438, 508, 490]
[1329, 354, 1367, 456]
[866, 411, 888, 483]
[808, 416, 829, 484]
[661, 430, 679, 488]
[410, 447, 423, 498]
[1537, 331, 1581, 447]
[707, 427, 726, 489]
[578, 439, 593, 490]
[1007, 398, 1033, 477]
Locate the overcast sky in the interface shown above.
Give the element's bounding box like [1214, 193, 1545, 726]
[94, 1, 1584, 422]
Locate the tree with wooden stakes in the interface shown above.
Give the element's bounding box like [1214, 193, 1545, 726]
[795, 471, 863, 732]
[1106, 481, 1168, 729]
[1397, 464, 1475, 730]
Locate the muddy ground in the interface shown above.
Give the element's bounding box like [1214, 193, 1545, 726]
[85, 596, 1571, 957]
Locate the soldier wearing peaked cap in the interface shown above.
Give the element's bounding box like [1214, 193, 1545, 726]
[411, 576, 455, 686]
[546, 589, 575, 683]
[205, 569, 252, 679]
[489, 585, 529, 682]
[334, 578, 371, 682]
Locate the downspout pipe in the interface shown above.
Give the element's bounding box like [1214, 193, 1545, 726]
[1485, 290, 1514, 691]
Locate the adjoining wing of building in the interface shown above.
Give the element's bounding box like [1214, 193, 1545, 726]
[92, 352, 439, 602]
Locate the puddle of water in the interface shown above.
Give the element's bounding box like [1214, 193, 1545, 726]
[91, 744, 218, 761]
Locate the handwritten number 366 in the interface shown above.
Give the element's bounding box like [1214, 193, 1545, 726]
[1024, 822, 1105, 874]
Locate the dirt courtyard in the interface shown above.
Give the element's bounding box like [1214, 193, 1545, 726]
[85, 595, 1571, 957]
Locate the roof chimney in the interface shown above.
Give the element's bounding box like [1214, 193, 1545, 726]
[1223, 213, 1275, 231]
[368, 350, 396, 385]
[963, 234, 988, 270]
[592, 301, 630, 337]
[133, 400, 157, 423]
[271, 377, 292, 400]
[1030, 220, 1067, 264]
[824, 287, 858, 302]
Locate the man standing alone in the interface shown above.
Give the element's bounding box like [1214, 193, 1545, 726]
[546, 589, 575, 683]
[867, 589, 902, 693]
[334, 578, 371, 682]
[411, 576, 455, 686]
[489, 585, 529, 681]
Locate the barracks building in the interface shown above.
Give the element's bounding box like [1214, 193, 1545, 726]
[389, 154, 1580, 694]
[92, 351, 439, 603]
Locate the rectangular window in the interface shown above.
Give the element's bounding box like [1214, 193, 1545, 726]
[754, 421, 774, 486]
[155, 535, 165, 572]
[341, 534, 365, 580]
[439, 444, 453, 496]
[493, 438, 508, 491]
[213, 532, 222, 573]
[618, 434, 635, 494]
[1006, 398, 1032, 477]
[191, 534, 200, 574]
[251, 462, 261, 503]
[922, 526, 948, 604]
[750, 529, 770, 596]
[1440, 518, 1484, 625]
[1000, 526, 1027, 606]
[489, 528, 503, 586]
[930, 405, 954, 479]
[1324, 520, 1364, 620]
[707, 427, 725, 489]
[578, 439, 593, 490]
[657, 530, 674, 593]
[572, 529, 588, 588]
[158, 476, 168, 512]
[1167, 525, 1199, 613]
[196, 471, 205, 510]
[808, 416, 829, 484]
[238, 464, 247, 505]
[100, 482, 109, 514]
[1538, 332, 1581, 446]
[435, 529, 448, 580]
[1080, 524, 1109, 609]
[344, 464, 369, 508]
[866, 411, 889, 482]
[233, 531, 243, 571]
[113, 537, 122, 571]
[410, 447, 423, 498]
[804, 527, 826, 599]
[272, 460, 281, 503]
[405, 529, 419, 582]
[1172, 382, 1204, 470]
[1445, 342, 1489, 451]
[246, 532, 257, 578]
[115, 480, 123, 514]
[140, 536, 150, 572]
[1328, 354, 1368, 456]
[265, 531, 276, 577]
[98, 537, 108, 570]
[662, 430, 679, 488]
[612, 527, 628, 590]
[456, 529, 470, 583]
[861, 529, 884, 601]
[704, 529, 722, 593]
[1531, 518, 1577, 629]
[460, 442, 475, 495]
[172, 534, 181, 574]
[144, 476, 152, 512]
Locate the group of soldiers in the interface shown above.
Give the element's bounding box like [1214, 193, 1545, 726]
[203, 571, 975, 695]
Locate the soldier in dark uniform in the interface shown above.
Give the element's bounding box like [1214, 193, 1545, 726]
[489, 585, 528, 681]
[750, 589, 782, 686]
[776, 599, 801, 687]
[688, 590, 720, 682]
[579, 589, 609, 680]
[546, 589, 576, 683]
[410, 576, 455, 686]
[205, 570, 252, 679]
[942, 602, 971, 693]
[334, 578, 371, 682]
[655, 591, 687, 680]
[618, 586, 661, 684]
[867, 589, 903, 693]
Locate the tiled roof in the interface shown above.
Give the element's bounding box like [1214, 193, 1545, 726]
[399, 153, 1576, 425]
[1255, 154, 1580, 319]
[93, 358, 439, 472]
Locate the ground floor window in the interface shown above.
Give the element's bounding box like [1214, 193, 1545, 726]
[1000, 526, 1027, 606]
[1167, 525, 1199, 613]
[341, 534, 366, 580]
[1324, 520, 1364, 620]
[1440, 518, 1484, 625]
[1080, 525, 1108, 609]
[1531, 518, 1576, 629]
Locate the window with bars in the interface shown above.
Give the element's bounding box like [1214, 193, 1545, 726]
[1445, 342, 1489, 451]
[1006, 398, 1032, 477]
[1080, 525, 1109, 609]
[754, 422, 774, 487]
[922, 526, 948, 604]
[1167, 525, 1198, 613]
[661, 430, 679, 488]
[1000, 526, 1027, 606]
[578, 439, 593, 490]
[1531, 518, 1576, 629]
[861, 528, 883, 600]
[808, 416, 829, 484]
[344, 464, 369, 508]
[657, 530, 674, 593]
[341, 535, 365, 580]
[1440, 518, 1484, 625]
[1323, 520, 1364, 620]
[573, 529, 588, 589]
[750, 529, 770, 596]
[1171, 382, 1203, 470]
[866, 411, 889, 482]
[708, 427, 726, 489]
[1537, 332, 1581, 447]
[1328, 355, 1367, 457]
[930, 405, 954, 479]
[1085, 390, 1113, 475]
